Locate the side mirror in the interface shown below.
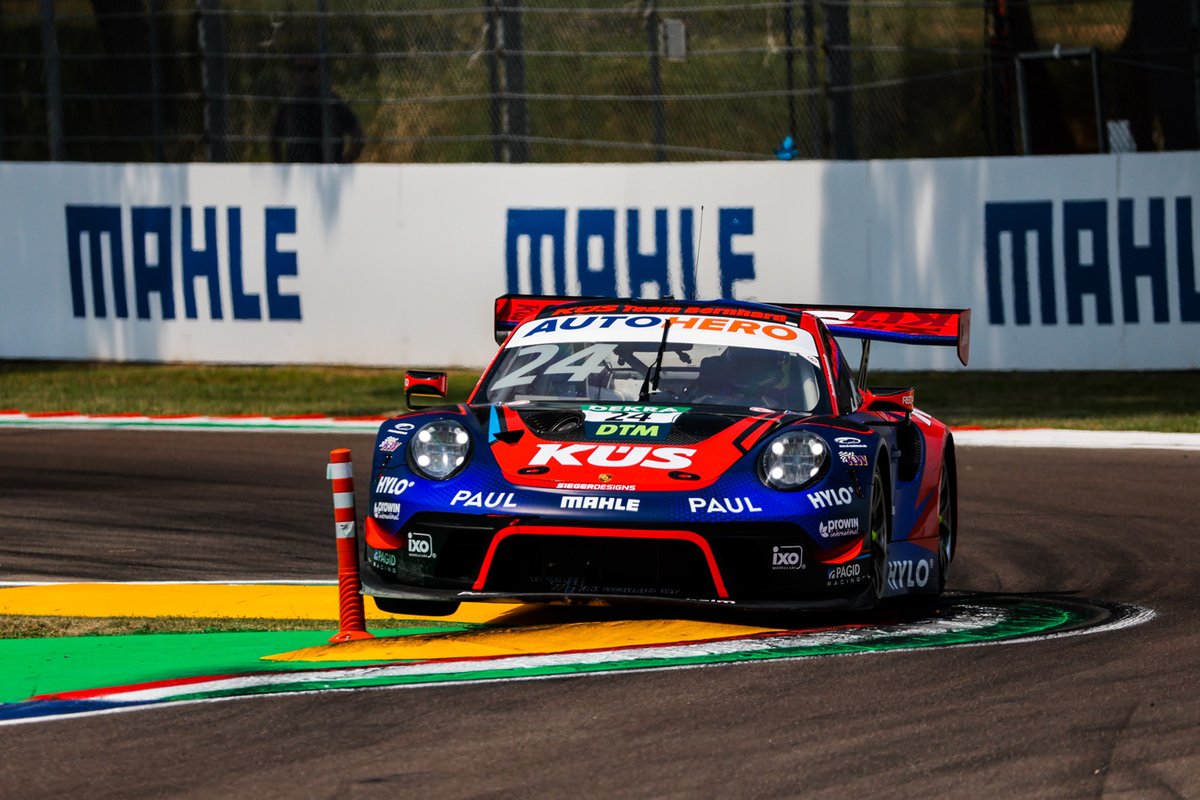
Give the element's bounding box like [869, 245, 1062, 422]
[404, 370, 448, 410]
[863, 386, 915, 418]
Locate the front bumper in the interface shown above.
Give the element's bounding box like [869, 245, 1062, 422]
[361, 512, 873, 611]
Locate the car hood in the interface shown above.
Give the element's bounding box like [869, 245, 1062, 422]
[473, 401, 796, 492]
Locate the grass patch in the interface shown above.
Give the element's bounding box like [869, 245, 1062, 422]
[0, 614, 467, 639]
[0, 361, 479, 418]
[1, 361, 1198, 432]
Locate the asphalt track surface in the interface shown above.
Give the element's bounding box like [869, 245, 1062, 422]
[1, 429, 1197, 799]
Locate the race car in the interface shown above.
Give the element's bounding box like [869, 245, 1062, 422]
[360, 295, 970, 615]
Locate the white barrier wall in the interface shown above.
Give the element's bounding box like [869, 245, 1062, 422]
[1, 154, 1197, 370]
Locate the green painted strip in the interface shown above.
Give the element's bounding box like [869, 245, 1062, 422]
[0, 626, 460, 704]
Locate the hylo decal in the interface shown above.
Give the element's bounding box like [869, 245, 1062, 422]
[376, 476, 414, 495]
[808, 487, 855, 509]
[888, 558, 933, 590]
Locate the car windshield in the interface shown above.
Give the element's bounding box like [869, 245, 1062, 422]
[477, 313, 831, 414]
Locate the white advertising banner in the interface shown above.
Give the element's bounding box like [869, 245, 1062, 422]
[1, 154, 1197, 370]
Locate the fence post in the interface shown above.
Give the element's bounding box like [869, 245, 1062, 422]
[38, 0, 65, 160]
[197, 0, 230, 162]
[784, 0, 797, 145]
[316, 0, 334, 163]
[822, 0, 855, 159]
[802, 0, 821, 157]
[645, 0, 666, 162]
[488, 0, 529, 163]
[147, 0, 165, 162]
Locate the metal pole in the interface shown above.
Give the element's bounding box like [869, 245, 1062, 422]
[784, 0, 797, 143]
[147, 0, 165, 162]
[1193, 0, 1200, 142]
[197, 0, 229, 162]
[38, 0, 65, 160]
[1015, 55, 1031, 155]
[316, 0, 333, 163]
[646, 0, 666, 162]
[803, 0, 821, 157]
[1090, 47, 1107, 153]
[487, 2, 502, 162]
[0, 4, 7, 160]
[502, 0, 528, 163]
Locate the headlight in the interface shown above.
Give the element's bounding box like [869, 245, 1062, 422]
[408, 420, 471, 480]
[759, 431, 827, 491]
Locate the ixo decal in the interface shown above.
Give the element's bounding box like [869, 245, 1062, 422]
[407, 532, 434, 558]
[65, 205, 301, 321]
[688, 497, 762, 513]
[376, 476, 414, 496]
[531, 443, 696, 470]
[808, 487, 855, 509]
[560, 496, 640, 512]
[451, 491, 517, 509]
[506, 207, 755, 299]
[378, 437, 403, 452]
[985, 197, 1200, 326]
[888, 558, 933, 590]
[772, 545, 805, 570]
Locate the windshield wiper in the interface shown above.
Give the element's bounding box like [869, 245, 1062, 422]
[638, 320, 672, 402]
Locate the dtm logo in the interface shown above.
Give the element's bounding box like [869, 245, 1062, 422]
[888, 558, 933, 590]
[561, 496, 640, 512]
[808, 487, 855, 509]
[376, 476, 414, 496]
[408, 532, 434, 558]
[772, 545, 805, 570]
[530, 443, 696, 470]
[506, 207, 755, 300]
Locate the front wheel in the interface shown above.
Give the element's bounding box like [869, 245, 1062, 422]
[373, 596, 461, 617]
[867, 467, 890, 606]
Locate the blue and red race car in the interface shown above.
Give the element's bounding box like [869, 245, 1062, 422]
[360, 295, 970, 615]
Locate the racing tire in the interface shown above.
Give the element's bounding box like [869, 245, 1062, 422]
[935, 459, 956, 595]
[373, 596, 461, 617]
[867, 466, 890, 606]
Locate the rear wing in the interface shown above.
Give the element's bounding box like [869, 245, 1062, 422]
[493, 294, 970, 366]
[777, 304, 971, 366]
[494, 294, 598, 344]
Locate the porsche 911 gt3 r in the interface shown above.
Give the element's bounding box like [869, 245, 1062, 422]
[360, 296, 970, 615]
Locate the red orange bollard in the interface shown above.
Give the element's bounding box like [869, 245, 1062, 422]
[326, 448, 374, 643]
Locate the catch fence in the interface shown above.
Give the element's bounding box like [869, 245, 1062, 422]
[1, 0, 1197, 163]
